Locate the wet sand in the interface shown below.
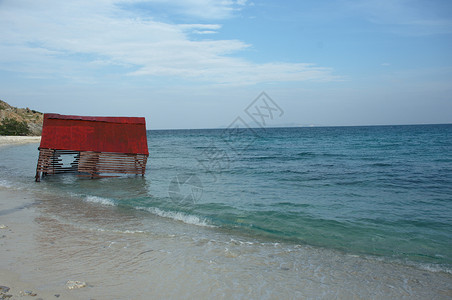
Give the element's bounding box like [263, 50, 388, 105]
[0, 189, 78, 300]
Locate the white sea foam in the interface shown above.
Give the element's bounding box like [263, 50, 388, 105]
[85, 195, 116, 206]
[409, 261, 452, 275]
[364, 254, 452, 275]
[137, 206, 213, 227]
[0, 179, 12, 188]
[0, 179, 25, 191]
[108, 229, 148, 235]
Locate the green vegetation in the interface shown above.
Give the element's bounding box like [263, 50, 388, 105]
[0, 117, 31, 136]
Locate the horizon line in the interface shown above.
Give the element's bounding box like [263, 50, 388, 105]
[146, 122, 452, 131]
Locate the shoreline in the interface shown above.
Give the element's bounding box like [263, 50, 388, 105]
[0, 188, 78, 299]
[0, 268, 78, 300]
[0, 136, 41, 147]
[0, 186, 451, 299]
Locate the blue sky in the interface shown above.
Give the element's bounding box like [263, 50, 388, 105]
[0, 0, 451, 129]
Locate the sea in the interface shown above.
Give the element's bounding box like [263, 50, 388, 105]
[1, 124, 452, 298]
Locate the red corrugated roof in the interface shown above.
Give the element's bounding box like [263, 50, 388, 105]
[39, 113, 149, 155]
[44, 113, 146, 124]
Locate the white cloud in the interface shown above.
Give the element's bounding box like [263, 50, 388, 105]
[146, 0, 249, 19]
[0, 0, 336, 85]
[179, 23, 222, 34]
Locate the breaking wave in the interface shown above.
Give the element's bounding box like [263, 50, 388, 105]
[136, 206, 213, 227]
[84, 195, 116, 206]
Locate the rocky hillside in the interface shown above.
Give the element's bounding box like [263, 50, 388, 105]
[0, 100, 44, 136]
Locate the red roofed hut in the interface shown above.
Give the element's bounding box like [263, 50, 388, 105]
[35, 113, 149, 181]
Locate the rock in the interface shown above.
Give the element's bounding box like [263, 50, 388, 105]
[20, 290, 37, 296]
[0, 225, 8, 229]
[54, 294, 60, 298]
[0, 100, 43, 136]
[0, 286, 10, 293]
[66, 280, 86, 290]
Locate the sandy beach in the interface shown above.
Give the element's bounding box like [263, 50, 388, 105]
[0, 189, 78, 300]
[0, 136, 41, 147]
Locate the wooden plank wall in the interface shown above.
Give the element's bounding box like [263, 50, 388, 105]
[35, 148, 148, 181]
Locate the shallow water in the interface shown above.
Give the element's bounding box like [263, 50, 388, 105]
[0, 187, 450, 299]
[1, 125, 452, 298]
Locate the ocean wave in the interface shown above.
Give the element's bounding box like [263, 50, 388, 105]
[415, 262, 452, 275]
[0, 179, 25, 191]
[370, 255, 452, 275]
[296, 151, 316, 157]
[74, 193, 213, 227]
[84, 195, 116, 206]
[96, 228, 148, 235]
[136, 206, 213, 227]
[0, 179, 13, 188]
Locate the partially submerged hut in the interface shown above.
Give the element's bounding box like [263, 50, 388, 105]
[35, 113, 149, 181]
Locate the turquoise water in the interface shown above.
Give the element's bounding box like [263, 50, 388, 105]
[1, 124, 451, 272]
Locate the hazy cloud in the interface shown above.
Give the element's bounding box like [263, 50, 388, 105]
[346, 0, 452, 35]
